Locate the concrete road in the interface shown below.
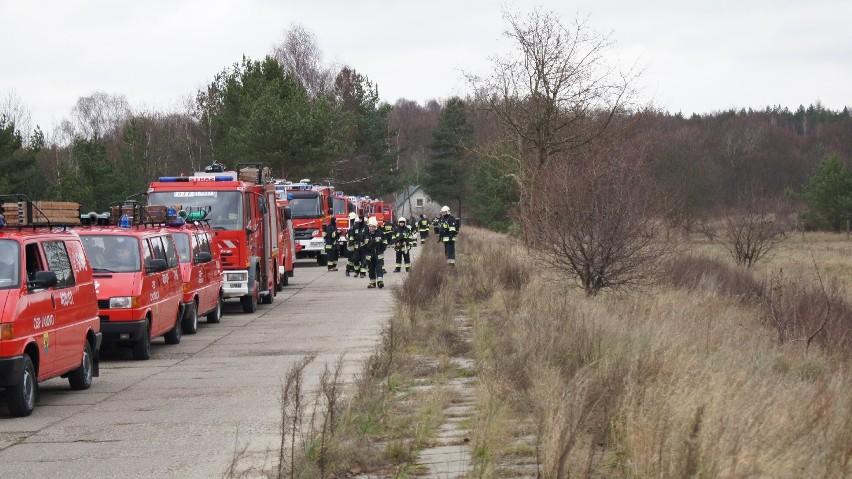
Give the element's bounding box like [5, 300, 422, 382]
[0, 257, 406, 478]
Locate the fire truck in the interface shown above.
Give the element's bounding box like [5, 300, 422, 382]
[274, 196, 295, 287]
[146, 164, 281, 314]
[275, 180, 334, 266]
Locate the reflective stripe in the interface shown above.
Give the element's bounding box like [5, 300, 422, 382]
[443, 237, 449, 242]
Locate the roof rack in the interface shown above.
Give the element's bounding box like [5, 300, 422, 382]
[236, 163, 272, 184]
[109, 200, 179, 227]
[0, 195, 81, 228]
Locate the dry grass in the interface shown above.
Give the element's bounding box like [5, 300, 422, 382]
[453, 226, 852, 479]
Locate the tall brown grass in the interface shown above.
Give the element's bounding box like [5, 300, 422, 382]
[454, 226, 852, 478]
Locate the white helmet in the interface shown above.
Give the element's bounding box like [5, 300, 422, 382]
[348, 212, 357, 220]
[441, 205, 450, 213]
[367, 217, 378, 227]
[398, 217, 406, 223]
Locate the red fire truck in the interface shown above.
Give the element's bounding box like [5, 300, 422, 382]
[276, 181, 334, 266]
[146, 164, 281, 314]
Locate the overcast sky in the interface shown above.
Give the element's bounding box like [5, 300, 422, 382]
[2, 0, 850, 133]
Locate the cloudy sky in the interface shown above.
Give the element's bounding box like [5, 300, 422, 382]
[1, 0, 850, 133]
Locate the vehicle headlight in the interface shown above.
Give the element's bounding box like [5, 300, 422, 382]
[109, 297, 134, 309]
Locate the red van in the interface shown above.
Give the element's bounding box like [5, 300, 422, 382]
[78, 222, 183, 360]
[0, 198, 102, 417]
[168, 221, 224, 333]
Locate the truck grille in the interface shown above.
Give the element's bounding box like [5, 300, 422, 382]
[294, 230, 313, 241]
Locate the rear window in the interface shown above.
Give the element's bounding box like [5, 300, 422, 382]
[0, 240, 21, 289]
[80, 235, 141, 273]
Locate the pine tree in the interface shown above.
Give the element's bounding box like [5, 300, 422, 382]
[424, 97, 473, 216]
[801, 154, 852, 231]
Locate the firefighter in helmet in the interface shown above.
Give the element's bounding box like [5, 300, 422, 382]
[392, 216, 413, 272]
[345, 212, 362, 277]
[418, 213, 430, 244]
[323, 217, 339, 272]
[438, 205, 459, 265]
[381, 216, 394, 274]
[362, 216, 387, 288]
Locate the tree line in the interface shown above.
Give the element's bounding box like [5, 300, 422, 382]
[1, 16, 851, 242]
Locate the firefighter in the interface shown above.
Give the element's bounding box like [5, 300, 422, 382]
[432, 215, 441, 242]
[392, 217, 413, 272]
[323, 218, 339, 272]
[438, 205, 459, 265]
[418, 214, 430, 244]
[345, 212, 361, 277]
[362, 217, 386, 288]
[356, 214, 368, 277]
[381, 216, 394, 274]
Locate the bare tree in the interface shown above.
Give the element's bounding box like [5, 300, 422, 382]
[467, 8, 638, 200]
[527, 140, 669, 295]
[57, 91, 131, 143]
[0, 90, 32, 140]
[272, 24, 334, 96]
[701, 188, 788, 268]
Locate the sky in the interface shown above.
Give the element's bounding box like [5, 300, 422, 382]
[1, 0, 850, 134]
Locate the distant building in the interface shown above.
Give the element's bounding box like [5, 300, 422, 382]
[393, 185, 440, 221]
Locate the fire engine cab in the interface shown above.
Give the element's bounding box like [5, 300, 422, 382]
[147, 164, 281, 314]
[0, 196, 102, 416]
[77, 202, 184, 360]
[275, 180, 334, 266]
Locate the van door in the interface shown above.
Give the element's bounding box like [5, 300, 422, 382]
[40, 240, 81, 372]
[22, 242, 56, 380]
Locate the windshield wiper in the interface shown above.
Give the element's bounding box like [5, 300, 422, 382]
[92, 268, 116, 273]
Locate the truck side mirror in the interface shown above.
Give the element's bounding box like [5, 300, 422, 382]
[284, 207, 292, 220]
[195, 252, 213, 264]
[28, 271, 58, 290]
[145, 259, 168, 274]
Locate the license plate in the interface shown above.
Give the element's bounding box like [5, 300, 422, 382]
[310, 241, 324, 247]
[229, 283, 241, 288]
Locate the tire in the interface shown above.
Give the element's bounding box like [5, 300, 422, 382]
[275, 262, 283, 292]
[317, 254, 327, 266]
[282, 272, 289, 286]
[6, 354, 36, 417]
[241, 291, 257, 314]
[164, 311, 182, 345]
[207, 293, 222, 324]
[183, 301, 199, 334]
[260, 290, 274, 305]
[132, 320, 151, 360]
[68, 341, 93, 390]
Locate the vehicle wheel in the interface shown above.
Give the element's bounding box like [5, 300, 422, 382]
[274, 262, 283, 292]
[6, 354, 36, 417]
[260, 290, 274, 305]
[317, 255, 328, 266]
[207, 293, 223, 324]
[68, 341, 93, 390]
[183, 301, 199, 334]
[132, 320, 151, 360]
[240, 291, 257, 314]
[282, 272, 289, 286]
[164, 311, 182, 345]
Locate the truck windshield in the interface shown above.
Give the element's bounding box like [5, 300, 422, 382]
[333, 197, 348, 215]
[290, 193, 322, 218]
[147, 191, 243, 231]
[171, 233, 191, 263]
[80, 235, 141, 273]
[0, 240, 21, 289]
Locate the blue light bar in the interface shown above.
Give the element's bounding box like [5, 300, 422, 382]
[158, 176, 191, 182]
[214, 176, 233, 181]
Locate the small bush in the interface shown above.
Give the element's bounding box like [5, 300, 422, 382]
[664, 255, 762, 303]
[393, 242, 450, 309]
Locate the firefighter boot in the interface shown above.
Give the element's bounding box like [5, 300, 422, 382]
[368, 281, 376, 289]
[394, 268, 400, 273]
[378, 278, 384, 289]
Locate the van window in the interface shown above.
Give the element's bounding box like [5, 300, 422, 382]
[42, 241, 75, 288]
[80, 235, 141, 273]
[200, 234, 211, 254]
[149, 236, 166, 261]
[0, 240, 21, 289]
[142, 238, 153, 272]
[172, 233, 191, 264]
[161, 235, 179, 268]
[24, 243, 44, 283]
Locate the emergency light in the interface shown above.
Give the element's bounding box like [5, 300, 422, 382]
[0, 214, 5, 229]
[158, 176, 234, 182]
[119, 214, 131, 229]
